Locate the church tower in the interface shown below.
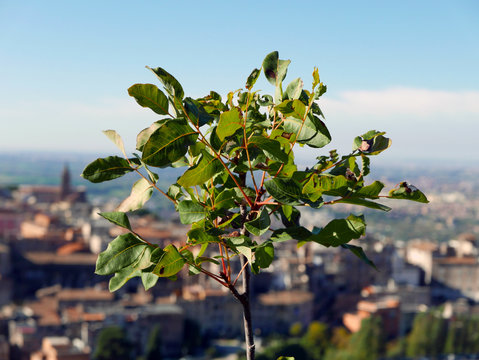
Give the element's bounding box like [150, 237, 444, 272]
[60, 164, 71, 201]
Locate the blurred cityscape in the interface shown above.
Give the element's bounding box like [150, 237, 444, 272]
[1, 153, 479, 359]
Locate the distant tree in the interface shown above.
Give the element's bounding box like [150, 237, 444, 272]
[289, 322, 304, 338]
[257, 340, 308, 360]
[406, 312, 430, 357]
[93, 326, 133, 360]
[345, 316, 384, 360]
[386, 337, 407, 359]
[406, 310, 446, 357]
[301, 321, 330, 360]
[329, 327, 351, 350]
[144, 324, 162, 360]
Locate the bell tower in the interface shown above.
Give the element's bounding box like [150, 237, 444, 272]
[60, 164, 71, 200]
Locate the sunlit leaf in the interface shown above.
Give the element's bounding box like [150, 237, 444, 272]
[177, 200, 207, 224]
[147, 66, 184, 99]
[117, 178, 154, 212]
[252, 242, 274, 274]
[109, 245, 155, 291]
[263, 51, 290, 86]
[245, 208, 271, 236]
[388, 182, 429, 203]
[153, 244, 186, 277]
[103, 130, 126, 154]
[128, 83, 169, 115]
[81, 156, 136, 183]
[264, 178, 302, 205]
[285, 78, 303, 100]
[216, 108, 242, 141]
[248, 136, 288, 163]
[95, 233, 148, 275]
[311, 214, 366, 247]
[246, 68, 261, 90]
[177, 150, 223, 188]
[142, 120, 198, 167]
[99, 211, 131, 230]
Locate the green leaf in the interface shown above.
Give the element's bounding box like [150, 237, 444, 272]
[279, 205, 301, 227]
[267, 150, 297, 178]
[177, 200, 206, 224]
[147, 66, 184, 99]
[258, 94, 274, 106]
[109, 266, 141, 292]
[187, 227, 220, 245]
[216, 108, 242, 141]
[177, 150, 223, 188]
[361, 130, 385, 140]
[311, 214, 366, 247]
[341, 244, 378, 270]
[356, 131, 392, 155]
[360, 154, 370, 177]
[214, 189, 237, 210]
[356, 181, 384, 199]
[264, 178, 302, 205]
[81, 156, 135, 183]
[252, 241, 274, 273]
[109, 245, 155, 292]
[312, 67, 320, 88]
[103, 130, 126, 154]
[336, 198, 391, 212]
[283, 113, 331, 148]
[248, 136, 288, 163]
[270, 227, 312, 242]
[95, 233, 147, 275]
[183, 97, 213, 127]
[368, 135, 392, 155]
[142, 120, 198, 167]
[141, 271, 159, 291]
[245, 208, 271, 236]
[276, 99, 306, 119]
[246, 68, 261, 90]
[262, 51, 291, 86]
[117, 178, 154, 212]
[314, 83, 327, 99]
[136, 120, 165, 151]
[153, 244, 186, 277]
[285, 78, 303, 100]
[128, 83, 169, 115]
[388, 182, 429, 203]
[99, 212, 131, 230]
[236, 245, 252, 264]
[302, 174, 350, 198]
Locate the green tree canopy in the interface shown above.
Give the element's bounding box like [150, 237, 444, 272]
[93, 326, 133, 360]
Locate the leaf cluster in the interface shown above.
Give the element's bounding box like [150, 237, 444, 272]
[82, 51, 428, 292]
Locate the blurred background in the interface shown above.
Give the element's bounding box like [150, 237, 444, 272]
[1, 1, 479, 359]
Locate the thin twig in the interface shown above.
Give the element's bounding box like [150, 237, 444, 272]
[232, 259, 250, 287]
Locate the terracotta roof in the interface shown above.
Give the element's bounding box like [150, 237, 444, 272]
[57, 288, 114, 302]
[259, 291, 314, 306]
[24, 252, 97, 265]
[434, 257, 478, 265]
[26, 297, 61, 326]
[410, 242, 438, 251]
[56, 242, 88, 255]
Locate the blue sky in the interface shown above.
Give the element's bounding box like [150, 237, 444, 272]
[1, 1, 478, 165]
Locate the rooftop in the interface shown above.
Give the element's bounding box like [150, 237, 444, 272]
[24, 252, 97, 266]
[259, 291, 314, 306]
